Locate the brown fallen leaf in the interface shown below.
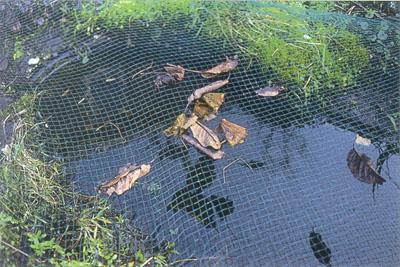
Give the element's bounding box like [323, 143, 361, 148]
[164, 113, 198, 137]
[219, 119, 247, 146]
[201, 55, 239, 78]
[190, 122, 221, 150]
[164, 64, 185, 81]
[187, 79, 229, 108]
[181, 134, 225, 160]
[98, 163, 151, 196]
[255, 85, 286, 97]
[347, 148, 386, 185]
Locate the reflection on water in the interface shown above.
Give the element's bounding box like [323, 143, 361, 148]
[168, 157, 234, 228]
[68, 110, 400, 266]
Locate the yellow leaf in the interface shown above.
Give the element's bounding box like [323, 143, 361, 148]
[219, 119, 247, 146]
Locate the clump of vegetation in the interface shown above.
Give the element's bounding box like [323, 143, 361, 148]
[0, 93, 176, 266]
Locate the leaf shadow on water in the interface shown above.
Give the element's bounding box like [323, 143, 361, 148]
[166, 156, 234, 229]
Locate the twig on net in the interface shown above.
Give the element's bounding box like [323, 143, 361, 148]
[96, 121, 125, 141]
[140, 256, 154, 267]
[132, 63, 153, 79]
[223, 157, 254, 183]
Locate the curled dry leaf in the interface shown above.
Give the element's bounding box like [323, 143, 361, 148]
[219, 119, 247, 146]
[347, 148, 386, 185]
[355, 134, 371, 146]
[164, 64, 185, 81]
[201, 55, 239, 78]
[181, 134, 225, 160]
[164, 113, 198, 137]
[187, 79, 229, 108]
[98, 163, 151, 196]
[256, 85, 286, 97]
[190, 122, 221, 150]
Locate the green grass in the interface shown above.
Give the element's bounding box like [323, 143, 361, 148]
[0, 93, 176, 266]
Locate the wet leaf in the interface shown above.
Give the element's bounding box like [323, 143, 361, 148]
[255, 85, 286, 97]
[201, 55, 239, 78]
[181, 134, 224, 160]
[347, 148, 386, 185]
[219, 119, 247, 146]
[164, 114, 197, 137]
[98, 163, 151, 196]
[190, 122, 221, 150]
[164, 64, 185, 81]
[355, 134, 371, 146]
[187, 79, 229, 108]
[309, 229, 332, 266]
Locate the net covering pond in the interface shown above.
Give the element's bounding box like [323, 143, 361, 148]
[0, 1, 399, 266]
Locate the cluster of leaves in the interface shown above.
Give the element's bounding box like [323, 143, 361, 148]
[0, 93, 170, 266]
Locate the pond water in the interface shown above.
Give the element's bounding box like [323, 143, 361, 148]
[69, 107, 400, 266]
[34, 22, 400, 266]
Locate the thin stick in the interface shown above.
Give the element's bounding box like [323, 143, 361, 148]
[96, 121, 125, 141]
[132, 63, 153, 79]
[0, 239, 42, 264]
[223, 157, 254, 183]
[181, 134, 224, 160]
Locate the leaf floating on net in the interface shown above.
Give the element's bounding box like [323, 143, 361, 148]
[201, 55, 239, 78]
[255, 85, 286, 97]
[190, 121, 221, 150]
[219, 118, 247, 147]
[187, 79, 229, 108]
[98, 163, 151, 196]
[164, 113, 198, 137]
[346, 148, 386, 185]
